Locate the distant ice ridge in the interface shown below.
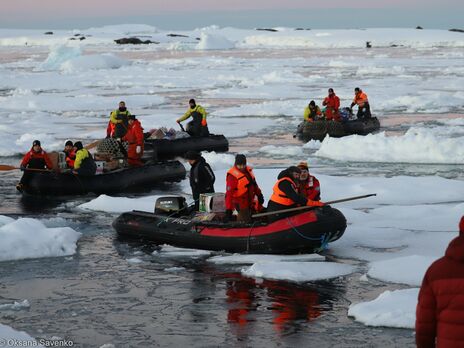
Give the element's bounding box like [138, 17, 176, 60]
[196, 33, 235, 50]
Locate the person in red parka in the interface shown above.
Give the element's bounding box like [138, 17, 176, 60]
[416, 215, 464, 347]
[296, 161, 321, 201]
[225, 154, 264, 223]
[322, 88, 341, 121]
[20, 140, 53, 170]
[122, 114, 144, 166]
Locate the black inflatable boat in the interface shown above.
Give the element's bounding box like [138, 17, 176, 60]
[296, 118, 380, 142]
[17, 161, 186, 196]
[113, 199, 347, 254]
[144, 134, 229, 160]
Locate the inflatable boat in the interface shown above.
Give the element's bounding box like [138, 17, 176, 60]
[17, 161, 186, 196]
[113, 198, 347, 254]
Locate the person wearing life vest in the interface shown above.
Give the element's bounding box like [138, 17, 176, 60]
[73, 141, 96, 176]
[122, 114, 144, 167]
[267, 166, 324, 222]
[322, 88, 341, 121]
[225, 154, 264, 223]
[106, 101, 131, 138]
[176, 99, 209, 137]
[20, 140, 53, 170]
[350, 87, 371, 119]
[303, 100, 322, 122]
[296, 161, 321, 201]
[185, 150, 215, 211]
[63, 140, 76, 168]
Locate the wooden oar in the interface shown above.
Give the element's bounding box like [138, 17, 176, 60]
[252, 194, 377, 218]
[0, 165, 52, 172]
[85, 139, 101, 150]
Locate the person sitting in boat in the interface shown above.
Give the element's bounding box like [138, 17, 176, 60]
[296, 161, 321, 201]
[73, 141, 96, 176]
[322, 88, 341, 122]
[176, 99, 210, 137]
[106, 101, 131, 139]
[350, 87, 372, 120]
[185, 150, 215, 211]
[20, 140, 53, 171]
[303, 100, 322, 122]
[225, 154, 264, 223]
[267, 166, 324, 222]
[122, 115, 144, 167]
[63, 140, 76, 168]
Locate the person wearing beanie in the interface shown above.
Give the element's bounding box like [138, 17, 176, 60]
[122, 114, 144, 166]
[296, 161, 321, 201]
[184, 151, 215, 211]
[303, 100, 322, 122]
[20, 140, 53, 171]
[73, 141, 96, 176]
[350, 87, 371, 119]
[416, 215, 464, 347]
[176, 98, 209, 137]
[63, 140, 76, 168]
[107, 101, 131, 138]
[225, 154, 264, 223]
[267, 166, 324, 222]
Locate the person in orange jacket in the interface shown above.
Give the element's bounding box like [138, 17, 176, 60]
[267, 166, 324, 222]
[122, 114, 144, 166]
[296, 161, 321, 201]
[20, 140, 53, 170]
[225, 154, 264, 223]
[350, 87, 371, 119]
[322, 88, 341, 121]
[63, 140, 76, 168]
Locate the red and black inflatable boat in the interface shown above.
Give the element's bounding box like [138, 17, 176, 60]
[113, 203, 347, 254]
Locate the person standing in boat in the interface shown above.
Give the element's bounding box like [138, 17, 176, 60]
[106, 101, 131, 138]
[63, 140, 76, 168]
[267, 166, 324, 222]
[184, 151, 215, 211]
[122, 115, 144, 167]
[20, 140, 53, 170]
[296, 161, 321, 201]
[225, 154, 264, 223]
[73, 141, 96, 176]
[350, 87, 371, 119]
[322, 88, 341, 122]
[303, 100, 322, 122]
[176, 99, 209, 137]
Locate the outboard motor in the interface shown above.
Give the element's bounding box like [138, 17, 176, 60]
[155, 196, 187, 215]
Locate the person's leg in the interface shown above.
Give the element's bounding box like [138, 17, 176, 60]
[237, 208, 252, 223]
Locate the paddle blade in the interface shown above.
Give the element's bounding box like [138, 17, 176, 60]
[0, 164, 19, 171]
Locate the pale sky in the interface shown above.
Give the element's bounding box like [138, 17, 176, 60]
[1, 0, 463, 29]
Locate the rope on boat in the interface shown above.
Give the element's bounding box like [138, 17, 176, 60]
[287, 217, 329, 250]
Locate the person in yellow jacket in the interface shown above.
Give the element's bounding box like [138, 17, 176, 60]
[350, 87, 372, 119]
[176, 99, 210, 137]
[303, 100, 322, 122]
[73, 141, 96, 176]
[107, 101, 131, 138]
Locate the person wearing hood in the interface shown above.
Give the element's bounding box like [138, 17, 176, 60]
[63, 140, 76, 168]
[107, 101, 131, 138]
[20, 140, 53, 170]
[416, 216, 464, 347]
[296, 161, 321, 201]
[176, 99, 209, 137]
[225, 154, 264, 223]
[185, 151, 215, 211]
[73, 141, 96, 176]
[122, 114, 144, 166]
[267, 166, 324, 221]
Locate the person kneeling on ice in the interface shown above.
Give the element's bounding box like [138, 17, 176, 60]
[73, 141, 96, 176]
[20, 140, 53, 171]
[416, 216, 464, 348]
[122, 114, 144, 167]
[176, 99, 209, 137]
[225, 154, 264, 223]
[296, 161, 321, 201]
[303, 100, 322, 122]
[185, 150, 215, 211]
[267, 166, 324, 222]
[63, 140, 76, 168]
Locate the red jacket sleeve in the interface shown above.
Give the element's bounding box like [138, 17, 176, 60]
[106, 120, 112, 137]
[134, 122, 144, 146]
[307, 177, 321, 201]
[334, 96, 340, 110]
[415, 273, 437, 348]
[20, 151, 32, 167]
[225, 174, 238, 210]
[43, 152, 53, 169]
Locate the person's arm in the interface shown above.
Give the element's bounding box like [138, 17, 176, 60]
[177, 109, 191, 123]
[135, 123, 144, 146]
[334, 96, 340, 111]
[197, 106, 207, 126]
[225, 174, 237, 210]
[200, 163, 216, 188]
[316, 106, 322, 116]
[74, 150, 84, 169]
[43, 152, 53, 169]
[322, 97, 328, 106]
[303, 107, 310, 121]
[307, 177, 321, 201]
[20, 152, 31, 168]
[279, 180, 307, 206]
[415, 273, 437, 348]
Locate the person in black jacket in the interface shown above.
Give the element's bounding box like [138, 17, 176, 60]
[185, 151, 215, 210]
[267, 166, 324, 222]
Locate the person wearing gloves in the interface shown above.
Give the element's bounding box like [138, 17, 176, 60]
[350, 87, 371, 119]
[176, 98, 209, 137]
[122, 114, 144, 166]
[267, 166, 324, 222]
[225, 154, 264, 223]
[184, 151, 215, 211]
